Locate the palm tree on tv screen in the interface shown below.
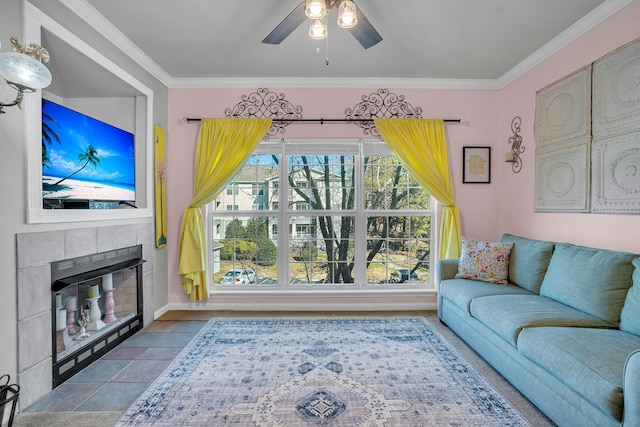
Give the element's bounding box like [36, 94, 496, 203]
[42, 103, 61, 167]
[53, 145, 100, 186]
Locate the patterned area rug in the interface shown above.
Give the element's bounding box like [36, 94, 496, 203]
[114, 317, 531, 426]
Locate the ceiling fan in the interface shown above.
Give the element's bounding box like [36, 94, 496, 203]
[263, 0, 382, 49]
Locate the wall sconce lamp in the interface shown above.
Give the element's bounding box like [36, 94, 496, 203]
[505, 116, 525, 173]
[0, 37, 52, 114]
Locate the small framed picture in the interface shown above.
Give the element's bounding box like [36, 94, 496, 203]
[463, 146, 491, 183]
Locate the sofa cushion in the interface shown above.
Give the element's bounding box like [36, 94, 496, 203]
[439, 279, 534, 315]
[454, 237, 513, 284]
[539, 243, 637, 324]
[470, 294, 614, 346]
[620, 258, 640, 335]
[518, 327, 640, 421]
[500, 233, 554, 293]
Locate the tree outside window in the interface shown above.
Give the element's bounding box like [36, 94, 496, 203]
[208, 141, 433, 289]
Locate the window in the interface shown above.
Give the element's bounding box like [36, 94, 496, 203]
[295, 224, 311, 235]
[208, 140, 434, 291]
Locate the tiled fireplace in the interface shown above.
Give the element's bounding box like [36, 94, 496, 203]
[16, 224, 155, 408]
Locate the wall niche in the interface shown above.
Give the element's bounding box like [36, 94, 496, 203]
[24, 2, 153, 223]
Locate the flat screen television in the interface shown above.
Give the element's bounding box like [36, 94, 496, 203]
[42, 99, 136, 209]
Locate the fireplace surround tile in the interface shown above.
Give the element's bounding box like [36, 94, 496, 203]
[115, 224, 138, 249]
[17, 264, 51, 321]
[63, 228, 98, 259]
[17, 231, 64, 269]
[97, 226, 116, 253]
[18, 311, 52, 371]
[16, 223, 155, 409]
[17, 358, 52, 412]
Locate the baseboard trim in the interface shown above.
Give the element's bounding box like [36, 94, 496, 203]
[155, 301, 436, 317]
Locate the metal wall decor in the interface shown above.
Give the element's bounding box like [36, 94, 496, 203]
[592, 37, 640, 140]
[533, 36, 640, 214]
[224, 88, 303, 138]
[344, 88, 423, 137]
[506, 116, 525, 173]
[591, 36, 640, 213]
[534, 65, 592, 212]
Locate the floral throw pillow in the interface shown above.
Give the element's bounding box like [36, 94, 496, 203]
[454, 237, 514, 285]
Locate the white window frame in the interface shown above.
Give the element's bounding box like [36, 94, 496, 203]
[206, 139, 436, 296]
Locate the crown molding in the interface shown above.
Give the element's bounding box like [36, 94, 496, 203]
[496, 0, 635, 88]
[60, 0, 633, 91]
[168, 77, 501, 90]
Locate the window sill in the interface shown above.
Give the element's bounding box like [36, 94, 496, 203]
[208, 286, 437, 299]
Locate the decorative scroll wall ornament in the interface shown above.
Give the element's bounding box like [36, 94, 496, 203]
[534, 65, 592, 147]
[506, 116, 525, 173]
[593, 37, 640, 139]
[535, 141, 591, 212]
[591, 133, 640, 213]
[344, 88, 423, 137]
[224, 88, 303, 138]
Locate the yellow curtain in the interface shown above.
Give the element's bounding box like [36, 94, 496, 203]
[178, 118, 272, 300]
[374, 118, 461, 259]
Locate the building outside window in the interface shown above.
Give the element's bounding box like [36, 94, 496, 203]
[208, 140, 434, 290]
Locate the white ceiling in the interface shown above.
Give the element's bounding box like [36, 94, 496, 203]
[47, 0, 633, 91]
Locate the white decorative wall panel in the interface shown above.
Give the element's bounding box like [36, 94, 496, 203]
[592, 133, 640, 213]
[593, 38, 640, 139]
[535, 141, 590, 212]
[534, 65, 592, 147]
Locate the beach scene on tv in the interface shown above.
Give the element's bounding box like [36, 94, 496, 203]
[42, 99, 135, 208]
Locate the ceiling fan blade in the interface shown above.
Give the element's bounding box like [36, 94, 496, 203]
[344, 5, 383, 49]
[262, 1, 307, 45]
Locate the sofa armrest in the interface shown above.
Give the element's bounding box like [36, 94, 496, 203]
[436, 258, 459, 320]
[624, 349, 640, 426]
[436, 258, 459, 285]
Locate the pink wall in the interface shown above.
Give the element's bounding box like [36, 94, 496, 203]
[498, 0, 640, 253]
[167, 88, 501, 303]
[165, 1, 640, 303]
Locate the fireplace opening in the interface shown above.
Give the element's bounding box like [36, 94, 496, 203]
[50, 245, 145, 388]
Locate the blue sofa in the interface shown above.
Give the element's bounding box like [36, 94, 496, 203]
[437, 234, 640, 427]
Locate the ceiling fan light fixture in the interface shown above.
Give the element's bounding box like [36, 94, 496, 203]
[305, 0, 327, 19]
[309, 17, 328, 40]
[337, 0, 358, 29]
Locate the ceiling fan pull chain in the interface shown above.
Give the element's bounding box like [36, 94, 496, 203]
[325, 31, 330, 66]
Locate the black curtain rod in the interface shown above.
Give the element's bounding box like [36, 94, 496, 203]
[185, 117, 461, 124]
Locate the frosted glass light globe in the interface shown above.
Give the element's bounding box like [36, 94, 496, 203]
[0, 51, 52, 92]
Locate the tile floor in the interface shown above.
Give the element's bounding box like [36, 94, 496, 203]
[20, 311, 552, 427]
[23, 319, 209, 413]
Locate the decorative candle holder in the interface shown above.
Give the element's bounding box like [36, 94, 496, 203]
[103, 287, 118, 323]
[56, 308, 72, 350]
[86, 296, 105, 331]
[66, 308, 79, 334]
[56, 327, 73, 350]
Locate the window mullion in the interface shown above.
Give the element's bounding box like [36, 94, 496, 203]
[277, 144, 288, 289]
[354, 140, 367, 288]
